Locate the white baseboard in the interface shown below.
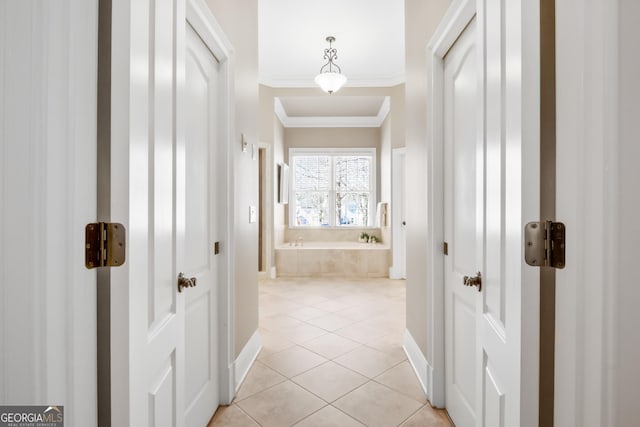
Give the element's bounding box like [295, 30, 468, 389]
[233, 329, 262, 393]
[403, 329, 431, 399]
[389, 266, 403, 279]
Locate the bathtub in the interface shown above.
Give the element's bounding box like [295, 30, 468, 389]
[275, 241, 390, 278]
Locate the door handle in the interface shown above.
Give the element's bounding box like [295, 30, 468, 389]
[463, 272, 482, 292]
[177, 272, 197, 293]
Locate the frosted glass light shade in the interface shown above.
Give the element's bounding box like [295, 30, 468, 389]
[314, 72, 347, 94]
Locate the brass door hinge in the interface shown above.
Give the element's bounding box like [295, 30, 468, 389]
[524, 221, 565, 269]
[85, 222, 126, 269]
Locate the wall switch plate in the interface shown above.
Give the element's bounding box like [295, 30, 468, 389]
[249, 206, 257, 223]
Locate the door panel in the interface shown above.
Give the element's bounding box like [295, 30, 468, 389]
[150, 360, 176, 427]
[444, 17, 478, 427]
[483, 363, 504, 427]
[183, 22, 220, 426]
[453, 296, 476, 406]
[483, 0, 506, 330]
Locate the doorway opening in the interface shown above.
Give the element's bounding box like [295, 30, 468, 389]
[258, 143, 272, 279]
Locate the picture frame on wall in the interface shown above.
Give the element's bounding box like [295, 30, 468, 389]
[278, 163, 289, 204]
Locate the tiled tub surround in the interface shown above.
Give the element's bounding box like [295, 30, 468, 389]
[277, 228, 391, 278]
[276, 241, 390, 278]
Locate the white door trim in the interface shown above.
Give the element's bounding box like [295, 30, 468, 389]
[186, 0, 236, 405]
[424, 0, 476, 407]
[390, 147, 406, 279]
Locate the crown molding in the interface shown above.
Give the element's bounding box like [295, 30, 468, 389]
[275, 96, 390, 128]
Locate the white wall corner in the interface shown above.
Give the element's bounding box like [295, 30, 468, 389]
[233, 329, 262, 393]
[270, 266, 277, 279]
[403, 329, 431, 401]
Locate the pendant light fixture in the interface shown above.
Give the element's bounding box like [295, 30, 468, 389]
[314, 36, 347, 94]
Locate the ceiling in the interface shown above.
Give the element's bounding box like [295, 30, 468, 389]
[258, 0, 405, 89]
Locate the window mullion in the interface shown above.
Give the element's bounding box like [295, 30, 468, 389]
[330, 155, 335, 226]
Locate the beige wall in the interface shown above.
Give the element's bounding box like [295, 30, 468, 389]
[404, 0, 452, 356]
[206, 0, 259, 358]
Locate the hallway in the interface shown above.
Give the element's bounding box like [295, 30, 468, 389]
[209, 278, 451, 426]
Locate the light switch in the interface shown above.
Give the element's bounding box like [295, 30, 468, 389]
[249, 206, 257, 223]
[241, 133, 248, 152]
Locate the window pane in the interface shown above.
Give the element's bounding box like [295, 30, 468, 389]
[335, 156, 371, 192]
[294, 191, 330, 226]
[336, 192, 369, 226]
[294, 156, 331, 191]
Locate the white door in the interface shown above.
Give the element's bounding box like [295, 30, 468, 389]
[109, 1, 186, 425]
[183, 21, 220, 425]
[107, 2, 221, 426]
[441, 1, 541, 425]
[391, 148, 407, 279]
[444, 17, 479, 427]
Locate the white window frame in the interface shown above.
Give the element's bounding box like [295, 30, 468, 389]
[289, 147, 377, 228]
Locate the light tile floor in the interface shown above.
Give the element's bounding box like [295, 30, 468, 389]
[209, 277, 452, 427]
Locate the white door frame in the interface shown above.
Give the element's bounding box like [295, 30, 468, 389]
[390, 147, 406, 279]
[185, 0, 236, 405]
[424, 0, 477, 406]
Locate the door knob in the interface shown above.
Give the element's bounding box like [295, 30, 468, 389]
[463, 272, 482, 292]
[177, 272, 197, 293]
